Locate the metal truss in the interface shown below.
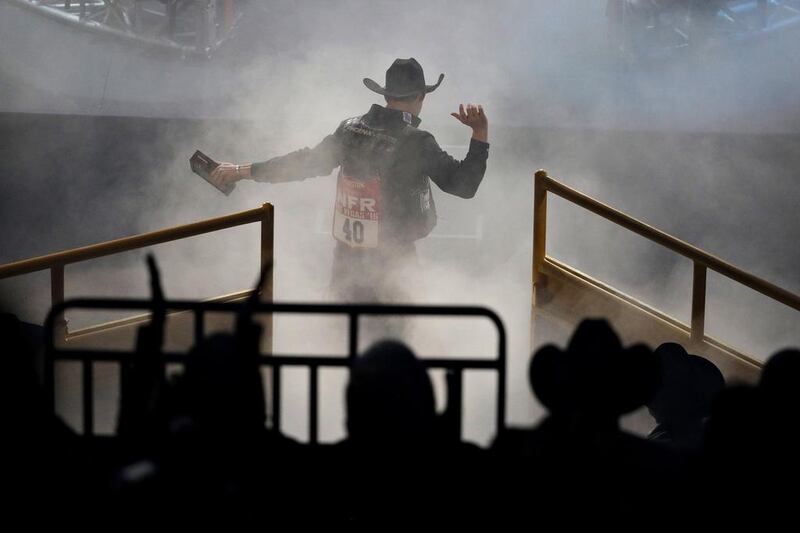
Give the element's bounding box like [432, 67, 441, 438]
[7, 0, 241, 58]
[608, 0, 800, 61]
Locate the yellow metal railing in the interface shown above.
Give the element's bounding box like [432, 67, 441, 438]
[0, 203, 274, 338]
[532, 169, 800, 344]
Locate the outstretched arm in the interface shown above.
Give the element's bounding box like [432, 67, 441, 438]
[208, 130, 342, 189]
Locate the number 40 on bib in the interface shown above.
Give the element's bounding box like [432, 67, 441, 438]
[332, 173, 381, 248]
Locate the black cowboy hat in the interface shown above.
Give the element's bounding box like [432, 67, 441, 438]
[363, 58, 444, 99]
[529, 319, 659, 416]
[647, 342, 724, 420]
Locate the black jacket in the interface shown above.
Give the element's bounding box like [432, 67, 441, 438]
[251, 104, 489, 243]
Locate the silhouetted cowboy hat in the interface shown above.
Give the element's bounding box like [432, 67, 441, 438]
[647, 342, 724, 419]
[363, 58, 444, 99]
[529, 319, 659, 416]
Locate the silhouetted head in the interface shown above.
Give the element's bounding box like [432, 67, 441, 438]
[760, 349, 800, 406]
[0, 313, 42, 419]
[759, 349, 800, 474]
[647, 342, 725, 429]
[529, 319, 659, 420]
[346, 340, 435, 444]
[704, 384, 765, 459]
[182, 333, 266, 435]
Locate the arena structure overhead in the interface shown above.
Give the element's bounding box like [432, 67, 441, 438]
[6, 0, 240, 58]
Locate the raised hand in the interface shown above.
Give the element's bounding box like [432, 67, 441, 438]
[450, 104, 488, 142]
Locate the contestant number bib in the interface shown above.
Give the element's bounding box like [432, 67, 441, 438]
[333, 173, 381, 248]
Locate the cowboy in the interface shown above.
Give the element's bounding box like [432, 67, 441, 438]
[209, 58, 489, 301]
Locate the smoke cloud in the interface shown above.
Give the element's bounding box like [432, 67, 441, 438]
[1, 0, 798, 441]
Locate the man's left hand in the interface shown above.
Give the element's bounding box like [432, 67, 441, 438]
[451, 104, 488, 142]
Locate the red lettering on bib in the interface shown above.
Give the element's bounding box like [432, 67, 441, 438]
[332, 173, 381, 248]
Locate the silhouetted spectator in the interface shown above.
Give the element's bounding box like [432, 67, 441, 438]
[760, 348, 800, 408]
[492, 319, 687, 525]
[647, 342, 725, 450]
[320, 340, 487, 524]
[0, 312, 86, 511]
[346, 340, 436, 446]
[115, 332, 304, 519]
[759, 349, 800, 509]
[703, 349, 800, 523]
[705, 349, 800, 470]
[181, 333, 268, 436]
[701, 383, 767, 521]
